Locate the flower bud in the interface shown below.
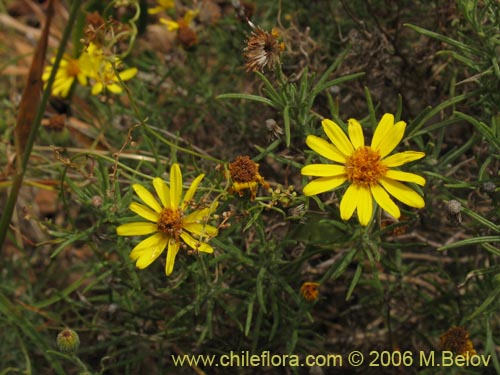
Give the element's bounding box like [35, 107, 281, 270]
[57, 328, 80, 354]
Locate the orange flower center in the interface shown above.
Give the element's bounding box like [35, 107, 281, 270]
[157, 208, 183, 238]
[229, 155, 259, 183]
[345, 146, 387, 186]
[66, 58, 81, 77]
[300, 282, 320, 301]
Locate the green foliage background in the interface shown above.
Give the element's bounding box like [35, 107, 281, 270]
[0, 0, 498, 374]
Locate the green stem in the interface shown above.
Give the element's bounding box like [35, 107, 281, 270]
[0, 0, 84, 251]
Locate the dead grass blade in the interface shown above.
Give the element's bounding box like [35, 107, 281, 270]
[14, 0, 54, 165]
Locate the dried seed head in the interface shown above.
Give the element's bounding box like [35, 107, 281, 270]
[482, 181, 496, 194]
[265, 118, 284, 141]
[91, 195, 103, 207]
[243, 26, 284, 72]
[445, 199, 462, 225]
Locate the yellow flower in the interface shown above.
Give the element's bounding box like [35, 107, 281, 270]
[90, 62, 137, 95]
[300, 282, 320, 301]
[42, 54, 88, 97]
[116, 164, 218, 276]
[148, 0, 175, 15]
[302, 114, 425, 226]
[77, 42, 137, 95]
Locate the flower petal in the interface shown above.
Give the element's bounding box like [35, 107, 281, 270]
[339, 184, 360, 221]
[180, 232, 214, 254]
[183, 223, 218, 237]
[371, 183, 400, 219]
[378, 120, 406, 157]
[183, 173, 204, 210]
[170, 164, 183, 208]
[106, 83, 123, 94]
[379, 177, 425, 208]
[322, 119, 354, 157]
[116, 222, 157, 236]
[165, 239, 180, 275]
[160, 18, 180, 31]
[131, 234, 168, 270]
[348, 118, 365, 149]
[385, 170, 426, 186]
[133, 183, 162, 212]
[356, 185, 373, 226]
[130, 232, 165, 254]
[303, 176, 347, 196]
[153, 177, 170, 208]
[382, 151, 425, 167]
[91, 82, 103, 95]
[183, 208, 211, 224]
[129, 233, 168, 258]
[129, 202, 159, 222]
[371, 114, 406, 157]
[301, 164, 346, 177]
[306, 135, 346, 163]
[371, 113, 394, 150]
[119, 67, 137, 81]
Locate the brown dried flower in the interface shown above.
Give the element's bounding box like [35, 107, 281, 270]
[243, 25, 284, 72]
[440, 326, 477, 357]
[227, 155, 269, 200]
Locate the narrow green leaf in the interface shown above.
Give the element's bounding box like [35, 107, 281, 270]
[313, 49, 349, 91]
[394, 95, 403, 121]
[461, 206, 500, 233]
[298, 67, 309, 102]
[437, 50, 480, 71]
[454, 111, 500, 150]
[269, 292, 280, 341]
[216, 93, 278, 108]
[346, 263, 363, 300]
[405, 23, 483, 56]
[466, 287, 500, 321]
[485, 317, 500, 372]
[438, 236, 500, 251]
[283, 105, 291, 147]
[244, 296, 255, 336]
[255, 71, 282, 104]
[321, 249, 358, 282]
[311, 72, 365, 98]
[34, 270, 99, 308]
[256, 267, 267, 314]
[0, 292, 65, 374]
[407, 92, 475, 138]
[364, 87, 377, 129]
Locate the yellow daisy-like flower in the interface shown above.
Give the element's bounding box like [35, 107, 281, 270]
[77, 42, 137, 95]
[42, 54, 88, 98]
[116, 164, 218, 276]
[301, 114, 426, 226]
[90, 62, 138, 95]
